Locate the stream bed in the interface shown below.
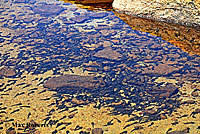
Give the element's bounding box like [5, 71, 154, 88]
[0, 0, 199, 134]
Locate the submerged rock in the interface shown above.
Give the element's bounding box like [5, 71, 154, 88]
[0, 67, 16, 77]
[166, 127, 190, 134]
[94, 47, 122, 61]
[71, 15, 89, 23]
[147, 83, 179, 98]
[43, 74, 104, 90]
[142, 64, 180, 75]
[92, 128, 104, 134]
[32, 3, 64, 16]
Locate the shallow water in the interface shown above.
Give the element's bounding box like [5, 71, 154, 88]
[0, 0, 199, 134]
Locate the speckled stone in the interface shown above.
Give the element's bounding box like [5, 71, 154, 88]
[94, 47, 122, 61]
[0, 67, 16, 77]
[113, 0, 200, 27]
[43, 74, 104, 90]
[92, 128, 104, 134]
[31, 3, 64, 16]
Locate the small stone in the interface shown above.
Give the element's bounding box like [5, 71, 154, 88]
[144, 109, 157, 115]
[194, 108, 200, 113]
[160, 114, 167, 119]
[85, 67, 98, 72]
[63, 20, 75, 24]
[167, 127, 190, 134]
[92, 128, 103, 134]
[71, 15, 89, 23]
[90, 12, 108, 18]
[43, 74, 104, 90]
[147, 84, 179, 98]
[103, 66, 110, 71]
[99, 30, 117, 36]
[32, 3, 64, 16]
[0, 67, 16, 77]
[149, 43, 162, 50]
[171, 118, 178, 122]
[7, 130, 16, 134]
[94, 47, 122, 61]
[134, 126, 143, 130]
[99, 41, 113, 47]
[71, 98, 85, 104]
[181, 100, 196, 104]
[38, 18, 53, 24]
[191, 91, 199, 97]
[142, 64, 180, 75]
[23, 17, 35, 23]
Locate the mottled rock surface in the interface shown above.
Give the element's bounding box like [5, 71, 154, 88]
[92, 128, 104, 134]
[113, 0, 200, 27]
[94, 47, 122, 61]
[43, 75, 104, 90]
[0, 67, 16, 77]
[142, 64, 180, 75]
[166, 127, 190, 134]
[31, 3, 64, 16]
[147, 83, 179, 98]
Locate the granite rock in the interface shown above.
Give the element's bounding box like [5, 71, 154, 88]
[113, 0, 200, 27]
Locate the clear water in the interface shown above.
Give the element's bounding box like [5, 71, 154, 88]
[0, 0, 199, 134]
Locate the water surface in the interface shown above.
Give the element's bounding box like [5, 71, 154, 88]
[0, 0, 199, 134]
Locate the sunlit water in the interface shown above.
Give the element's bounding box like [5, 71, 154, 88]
[0, 0, 199, 134]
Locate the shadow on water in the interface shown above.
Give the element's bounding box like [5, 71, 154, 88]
[0, 0, 200, 133]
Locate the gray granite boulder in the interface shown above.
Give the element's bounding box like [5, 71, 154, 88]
[113, 0, 200, 27]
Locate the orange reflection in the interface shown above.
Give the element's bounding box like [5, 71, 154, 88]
[114, 12, 200, 55]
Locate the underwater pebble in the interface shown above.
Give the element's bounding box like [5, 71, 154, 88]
[0, 67, 16, 77]
[94, 47, 122, 61]
[92, 128, 104, 134]
[31, 3, 64, 16]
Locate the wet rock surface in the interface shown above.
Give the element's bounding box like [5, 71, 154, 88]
[113, 0, 200, 27]
[0, 67, 16, 77]
[142, 64, 180, 75]
[94, 47, 122, 61]
[166, 127, 190, 134]
[43, 74, 104, 90]
[147, 84, 179, 98]
[31, 3, 64, 16]
[92, 128, 104, 134]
